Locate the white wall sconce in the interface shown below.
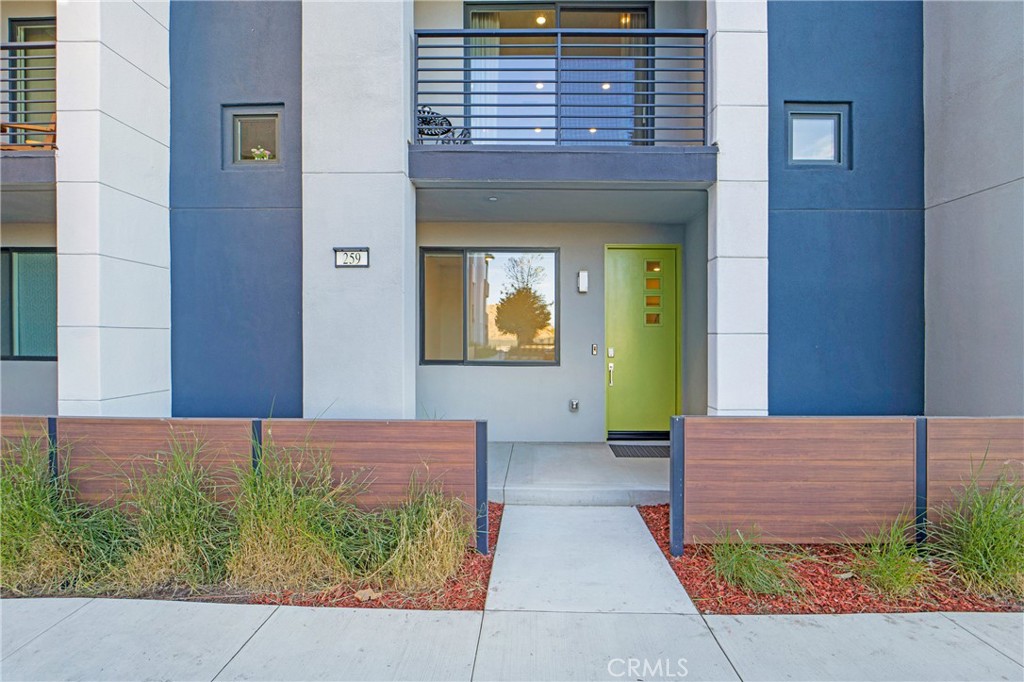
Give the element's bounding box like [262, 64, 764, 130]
[577, 270, 589, 293]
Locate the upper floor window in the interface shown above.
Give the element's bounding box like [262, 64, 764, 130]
[786, 102, 851, 168]
[1, 248, 57, 360]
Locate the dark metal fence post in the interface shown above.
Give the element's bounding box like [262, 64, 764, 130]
[669, 415, 685, 556]
[47, 416, 58, 479]
[251, 419, 263, 474]
[914, 417, 928, 543]
[475, 421, 489, 555]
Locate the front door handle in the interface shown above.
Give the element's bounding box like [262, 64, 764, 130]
[608, 362, 615, 387]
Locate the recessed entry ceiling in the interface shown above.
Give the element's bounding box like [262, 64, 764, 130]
[1, 186, 56, 223]
[417, 187, 707, 224]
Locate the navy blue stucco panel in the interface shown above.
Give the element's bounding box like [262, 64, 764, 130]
[170, 1, 302, 209]
[769, 211, 924, 415]
[170, 1, 302, 417]
[171, 210, 303, 417]
[768, 1, 924, 415]
[768, 1, 924, 211]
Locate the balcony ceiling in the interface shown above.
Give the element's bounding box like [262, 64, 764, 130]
[417, 186, 706, 224]
[1, 184, 55, 223]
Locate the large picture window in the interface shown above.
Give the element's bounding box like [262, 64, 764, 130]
[422, 248, 558, 365]
[1, 248, 57, 359]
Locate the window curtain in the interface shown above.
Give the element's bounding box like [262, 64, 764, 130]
[626, 11, 653, 145]
[469, 11, 500, 141]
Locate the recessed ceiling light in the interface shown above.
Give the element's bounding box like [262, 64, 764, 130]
[535, 82, 545, 89]
[535, 15, 546, 25]
[488, 196, 498, 202]
[534, 127, 542, 133]
[601, 83, 611, 90]
[589, 128, 597, 134]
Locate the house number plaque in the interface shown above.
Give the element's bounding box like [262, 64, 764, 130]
[334, 247, 369, 268]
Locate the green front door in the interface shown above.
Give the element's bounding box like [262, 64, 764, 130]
[605, 246, 679, 434]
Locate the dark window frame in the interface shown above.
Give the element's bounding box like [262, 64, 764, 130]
[785, 101, 852, 169]
[420, 246, 561, 367]
[7, 16, 56, 42]
[221, 104, 284, 169]
[1, 246, 57, 362]
[463, 2, 655, 29]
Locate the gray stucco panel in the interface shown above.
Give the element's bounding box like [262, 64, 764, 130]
[409, 146, 717, 186]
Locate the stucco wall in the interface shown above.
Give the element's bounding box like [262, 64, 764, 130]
[417, 221, 701, 442]
[767, 0, 925, 415]
[683, 207, 709, 415]
[301, 0, 417, 420]
[56, 0, 171, 416]
[706, 0, 769, 416]
[1, 361, 57, 415]
[923, 1, 1024, 416]
[169, 0, 303, 418]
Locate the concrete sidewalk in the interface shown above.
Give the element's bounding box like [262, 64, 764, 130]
[1, 598, 1021, 681]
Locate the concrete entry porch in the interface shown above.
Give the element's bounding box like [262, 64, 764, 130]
[488, 442, 669, 506]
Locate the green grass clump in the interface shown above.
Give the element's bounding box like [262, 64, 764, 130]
[0, 435, 120, 595]
[3, 429, 476, 598]
[374, 486, 473, 592]
[850, 516, 930, 597]
[931, 469, 1024, 597]
[109, 436, 232, 594]
[226, 442, 362, 593]
[709, 529, 800, 596]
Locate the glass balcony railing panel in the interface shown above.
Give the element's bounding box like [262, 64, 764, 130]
[414, 29, 706, 147]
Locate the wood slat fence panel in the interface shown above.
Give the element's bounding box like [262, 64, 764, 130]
[0, 416, 49, 458]
[927, 418, 1024, 515]
[683, 417, 917, 543]
[262, 419, 477, 509]
[57, 418, 252, 505]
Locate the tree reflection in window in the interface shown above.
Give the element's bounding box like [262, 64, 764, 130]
[423, 249, 558, 364]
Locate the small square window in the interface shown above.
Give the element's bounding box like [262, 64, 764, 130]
[222, 104, 283, 168]
[791, 115, 838, 161]
[785, 102, 850, 167]
[234, 114, 278, 163]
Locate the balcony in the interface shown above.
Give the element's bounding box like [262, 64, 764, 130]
[1, 41, 56, 152]
[1, 41, 56, 221]
[410, 28, 714, 187]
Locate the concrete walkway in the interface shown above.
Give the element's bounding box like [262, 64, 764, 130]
[2, 598, 1021, 681]
[488, 442, 669, 506]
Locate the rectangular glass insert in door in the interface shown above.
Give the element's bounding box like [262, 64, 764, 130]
[605, 246, 678, 434]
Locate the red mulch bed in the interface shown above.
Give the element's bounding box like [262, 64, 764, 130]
[252, 502, 504, 611]
[639, 504, 1022, 615]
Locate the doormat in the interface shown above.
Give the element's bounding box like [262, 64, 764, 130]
[610, 444, 670, 458]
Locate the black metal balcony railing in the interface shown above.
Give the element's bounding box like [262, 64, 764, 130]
[1, 41, 57, 151]
[414, 29, 706, 147]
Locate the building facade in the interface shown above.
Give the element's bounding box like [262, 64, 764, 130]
[1, 0, 1022, 441]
